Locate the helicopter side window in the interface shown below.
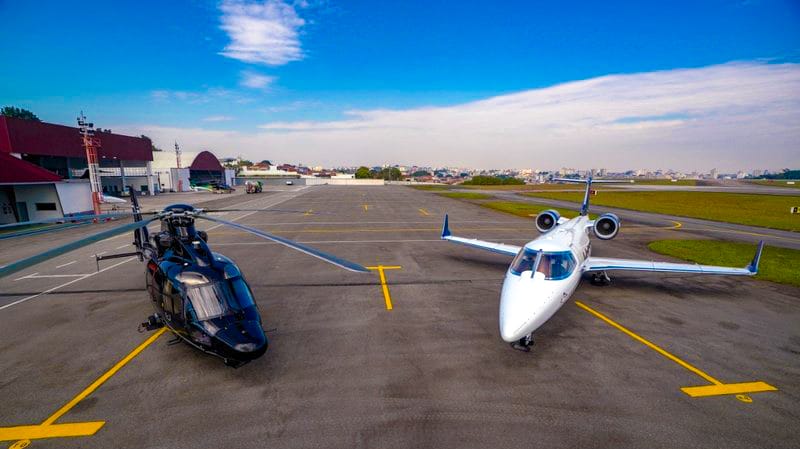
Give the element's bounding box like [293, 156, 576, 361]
[229, 277, 256, 310]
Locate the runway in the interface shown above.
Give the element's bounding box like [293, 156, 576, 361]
[0, 185, 798, 449]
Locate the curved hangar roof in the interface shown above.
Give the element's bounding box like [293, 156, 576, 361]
[151, 150, 224, 171]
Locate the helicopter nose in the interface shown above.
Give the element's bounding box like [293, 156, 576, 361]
[218, 320, 268, 358]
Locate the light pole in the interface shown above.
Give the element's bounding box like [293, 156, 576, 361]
[77, 112, 103, 216]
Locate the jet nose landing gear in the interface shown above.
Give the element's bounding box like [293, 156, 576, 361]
[510, 334, 534, 352]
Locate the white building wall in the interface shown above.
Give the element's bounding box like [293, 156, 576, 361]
[54, 182, 93, 214]
[13, 184, 63, 221]
[224, 169, 235, 186]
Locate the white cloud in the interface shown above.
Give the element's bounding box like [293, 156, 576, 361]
[241, 71, 276, 89]
[126, 62, 800, 171]
[149, 88, 253, 104]
[219, 0, 305, 66]
[202, 115, 235, 122]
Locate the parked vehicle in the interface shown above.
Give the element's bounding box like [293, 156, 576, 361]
[245, 181, 263, 194]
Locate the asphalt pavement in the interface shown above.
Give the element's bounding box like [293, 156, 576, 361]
[0, 185, 798, 449]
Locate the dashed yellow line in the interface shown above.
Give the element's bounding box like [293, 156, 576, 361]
[575, 301, 776, 401]
[418, 208, 430, 216]
[366, 265, 401, 310]
[1, 327, 168, 445]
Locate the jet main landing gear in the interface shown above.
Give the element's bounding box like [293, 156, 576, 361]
[511, 334, 534, 352]
[590, 271, 611, 286]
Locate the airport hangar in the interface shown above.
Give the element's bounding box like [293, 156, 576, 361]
[0, 116, 156, 224]
[150, 150, 235, 192]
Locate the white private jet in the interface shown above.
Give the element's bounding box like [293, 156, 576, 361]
[441, 177, 764, 351]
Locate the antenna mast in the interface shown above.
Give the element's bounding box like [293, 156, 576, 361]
[77, 112, 103, 216]
[175, 141, 183, 192]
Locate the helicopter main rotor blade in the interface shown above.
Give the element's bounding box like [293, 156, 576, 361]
[0, 221, 93, 241]
[201, 208, 331, 215]
[197, 215, 370, 273]
[0, 212, 142, 230]
[0, 217, 160, 278]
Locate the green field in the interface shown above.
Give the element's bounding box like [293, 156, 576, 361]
[438, 192, 493, 200]
[748, 180, 800, 189]
[648, 240, 800, 288]
[522, 191, 800, 231]
[479, 201, 595, 219]
[408, 184, 451, 191]
[459, 184, 588, 191]
[627, 179, 699, 186]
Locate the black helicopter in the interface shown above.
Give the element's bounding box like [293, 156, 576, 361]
[0, 192, 369, 367]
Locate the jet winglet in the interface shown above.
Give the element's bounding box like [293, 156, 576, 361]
[441, 214, 451, 239]
[747, 241, 765, 274]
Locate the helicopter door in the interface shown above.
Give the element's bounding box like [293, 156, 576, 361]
[145, 262, 162, 304]
[162, 282, 185, 326]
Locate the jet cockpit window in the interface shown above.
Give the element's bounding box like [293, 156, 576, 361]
[510, 249, 576, 280]
[510, 249, 538, 275]
[539, 251, 576, 280]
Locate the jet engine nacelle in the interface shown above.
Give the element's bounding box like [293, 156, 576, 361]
[535, 209, 560, 233]
[593, 213, 620, 240]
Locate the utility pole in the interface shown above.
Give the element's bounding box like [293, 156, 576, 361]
[77, 112, 103, 216]
[175, 141, 183, 192]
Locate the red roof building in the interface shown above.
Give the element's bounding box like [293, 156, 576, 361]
[0, 152, 62, 184]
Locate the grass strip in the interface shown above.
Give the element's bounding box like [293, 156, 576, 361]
[438, 192, 494, 200]
[648, 240, 800, 288]
[522, 191, 800, 232]
[479, 201, 595, 219]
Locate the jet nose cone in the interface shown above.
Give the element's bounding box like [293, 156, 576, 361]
[498, 277, 532, 342]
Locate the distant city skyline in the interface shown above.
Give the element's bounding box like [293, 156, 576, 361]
[1, 1, 798, 171]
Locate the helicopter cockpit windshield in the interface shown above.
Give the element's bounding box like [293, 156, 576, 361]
[510, 249, 576, 280]
[178, 272, 257, 321]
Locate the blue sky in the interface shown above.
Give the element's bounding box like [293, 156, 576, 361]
[1, 0, 798, 169]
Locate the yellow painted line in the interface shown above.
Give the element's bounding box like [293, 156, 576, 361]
[575, 301, 777, 399]
[366, 265, 401, 310]
[418, 208, 430, 216]
[363, 204, 369, 212]
[0, 422, 105, 442]
[575, 301, 721, 385]
[0, 327, 168, 444]
[42, 327, 168, 425]
[303, 209, 314, 216]
[681, 381, 777, 398]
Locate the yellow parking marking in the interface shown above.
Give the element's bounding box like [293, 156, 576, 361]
[366, 265, 401, 310]
[418, 208, 430, 216]
[681, 382, 777, 398]
[303, 209, 314, 216]
[1, 327, 168, 445]
[575, 301, 776, 400]
[0, 422, 105, 441]
[363, 204, 369, 212]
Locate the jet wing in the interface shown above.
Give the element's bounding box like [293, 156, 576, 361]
[440, 214, 520, 257]
[583, 241, 764, 276]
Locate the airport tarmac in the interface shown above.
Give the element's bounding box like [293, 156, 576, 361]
[1, 185, 798, 449]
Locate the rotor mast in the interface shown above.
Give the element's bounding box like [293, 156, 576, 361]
[77, 112, 103, 216]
